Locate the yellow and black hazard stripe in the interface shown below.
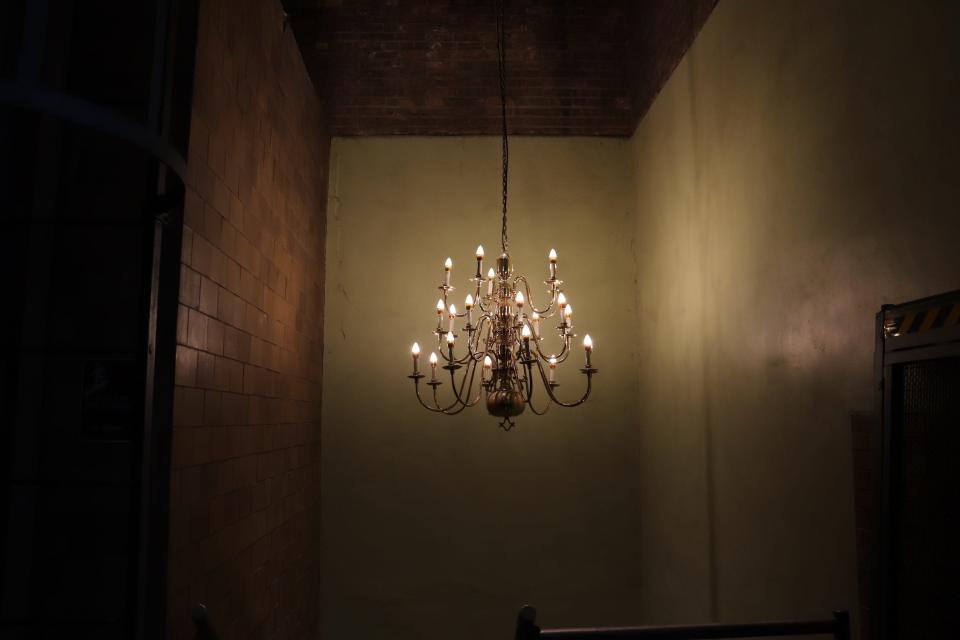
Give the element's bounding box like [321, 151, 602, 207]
[885, 303, 960, 337]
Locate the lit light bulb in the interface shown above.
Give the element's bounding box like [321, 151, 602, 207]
[583, 334, 593, 350]
[557, 292, 567, 308]
[430, 352, 438, 365]
[521, 324, 532, 338]
[411, 342, 421, 374]
[483, 355, 493, 370]
[429, 351, 438, 381]
[444, 257, 452, 287]
[436, 299, 445, 314]
[444, 257, 453, 271]
[515, 291, 525, 308]
[549, 355, 558, 367]
[548, 355, 557, 383]
[465, 294, 474, 309]
[549, 248, 558, 263]
[448, 304, 456, 334]
[446, 331, 456, 344]
[412, 342, 421, 355]
[531, 311, 540, 336]
[449, 304, 457, 316]
[564, 304, 573, 318]
[476, 245, 485, 259]
[487, 267, 496, 295]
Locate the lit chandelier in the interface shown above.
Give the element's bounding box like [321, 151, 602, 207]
[406, 0, 597, 430]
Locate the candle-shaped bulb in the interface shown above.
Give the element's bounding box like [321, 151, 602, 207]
[476, 245, 485, 259]
[549, 356, 557, 368]
[446, 331, 456, 345]
[521, 324, 532, 339]
[436, 299, 445, 314]
[548, 355, 557, 383]
[549, 248, 558, 263]
[449, 304, 457, 316]
[465, 294, 474, 309]
[412, 342, 421, 355]
[583, 334, 593, 350]
[487, 267, 496, 279]
[515, 291, 525, 308]
[564, 304, 573, 318]
[483, 355, 493, 370]
[430, 352, 438, 365]
[444, 257, 453, 271]
[557, 292, 567, 308]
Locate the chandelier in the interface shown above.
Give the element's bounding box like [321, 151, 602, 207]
[405, 0, 597, 430]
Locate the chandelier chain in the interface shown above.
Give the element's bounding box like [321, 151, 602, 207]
[496, 0, 509, 253]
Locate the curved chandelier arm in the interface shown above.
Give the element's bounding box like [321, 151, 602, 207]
[513, 275, 558, 317]
[437, 325, 489, 366]
[535, 359, 595, 408]
[532, 332, 572, 364]
[521, 362, 553, 416]
[424, 371, 473, 415]
[413, 382, 454, 414]
[465, 315, 493, 359]
[448, 359, 484, 408]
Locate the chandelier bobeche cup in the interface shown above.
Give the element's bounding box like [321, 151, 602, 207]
[407, 247, 596, 429]
[405, 0, 597, 429]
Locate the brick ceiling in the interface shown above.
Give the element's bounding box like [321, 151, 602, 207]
[284, 0, 716, 137]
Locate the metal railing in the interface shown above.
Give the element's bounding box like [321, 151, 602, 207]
[515, 606, 850, 640]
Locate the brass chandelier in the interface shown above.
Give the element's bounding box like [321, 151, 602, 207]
[406, 0, 597, 429]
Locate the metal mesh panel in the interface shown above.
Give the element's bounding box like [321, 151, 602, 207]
[892, 357, 960, 639]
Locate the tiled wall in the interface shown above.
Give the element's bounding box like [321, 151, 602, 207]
[166, 0, 328, 637]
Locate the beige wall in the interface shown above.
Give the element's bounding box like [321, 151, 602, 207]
[322, 137, 642, 639]
[629, 0, 960, 626]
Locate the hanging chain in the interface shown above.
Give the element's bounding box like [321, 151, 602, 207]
[496, 0, 509, 253]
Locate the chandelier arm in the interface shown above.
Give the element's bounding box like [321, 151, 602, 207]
[538, 361, 595, 408]
[448, 358, 484, 408]
[514, 275, 557, 316]
[465, 315, 492, 359]
[438, 360, 484, 414]
[414, 382, 455, 414]
[522, 361, 553, 415]
[532, 332, 571, 363]
[431, 375, 472, 414]
[514, 358, 528, 386]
